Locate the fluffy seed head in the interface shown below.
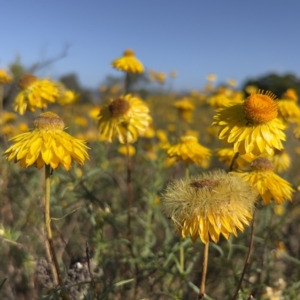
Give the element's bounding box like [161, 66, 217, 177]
[243, 90, 278, 123]
[162, 170, 258, 244]
[19, 74, 38, 89]
[251, 157, 275, 172]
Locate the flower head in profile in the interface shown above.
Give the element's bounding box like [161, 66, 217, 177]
[111, 49, 144, 74]
[277, 89, 300, 124]
[4, 112, 89, 170]
[13, 74, 65, 115]
[57, 90, 80, 106]
[98, 94, 152, 144]
[162, 170, 257, 244]
[231, 157, 294, 205]
[213, 90, 285, 156]
[166, 135, 211, 168]
[173, 98, 195, 122]
[0, 69, 13, 84]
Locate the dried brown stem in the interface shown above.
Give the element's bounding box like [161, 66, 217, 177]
[198, 242, 209, 299]
[232, 208, 256, 300]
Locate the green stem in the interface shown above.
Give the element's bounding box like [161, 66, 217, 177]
[126, 140, 133, 238]
[45, 165, 70, 299]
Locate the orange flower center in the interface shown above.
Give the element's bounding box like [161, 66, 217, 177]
[243, 90, 278, 123]
[19, 74, 38, 89]
[109, 98, 130, 117]
[123, 49, 135, 57]
[251, 157, 274, 172]
[34, 112, 65, 130]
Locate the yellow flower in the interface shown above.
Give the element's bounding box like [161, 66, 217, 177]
[58, 90, 79, 106]
[111, 49, 144, 74]
[98, 94, 152, 143]
[2, 111, 17, 124]
[166, 135, 211, 167]
[0, 70, 13, 84]
[269, 149, 291, 173]
[215, 147, 254, 168]
[213, 90, 286, 156]
[4, 112, 89, 170]
[232, 157, 294, 205]
[227, 78, 237, 87]
[118, 144, 136, 156]
[170, 70, 177, 78]
[282, 88, 298, 101]
[13, 74, 65, 115]
[206, 74, 216, 82]
[173, 98, 195, 122]
[162, 170, 257, 243]
[89, 106, 101, 120]
[277, 89, 300, 125]
[74, 116, 88, 127]
[156, 72, 166, 84]
[207, 89, 232, 108]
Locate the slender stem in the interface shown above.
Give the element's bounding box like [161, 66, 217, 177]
[126, 139, 133, 238]
[229, 152, 239, 172]
[45, 165, 70, 300]
[124, 72, 130, 95]
[232, 209, 256, 300]
[0, 84, 4, 136]
[199, 242, 209, 299]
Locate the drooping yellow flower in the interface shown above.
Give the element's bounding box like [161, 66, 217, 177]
[232, 157, 294, 205]
[98, 94, 152, 144]
[4, 112, 89, 170]
[277, 89, 300, 124]
[213, 90, 286, 156]
[0, 70, 13, 84]
[13, 74, 65, 115]
[166, 135, 211, 167]
[173, 98, 195, 122]
[111, 49, 144, 74]
[162, 170, 257, 244]
[57, 90, 79, 106]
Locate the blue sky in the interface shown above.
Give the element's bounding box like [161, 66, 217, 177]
[1, 1, 300, 90]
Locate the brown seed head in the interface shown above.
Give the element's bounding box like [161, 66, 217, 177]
[109, 98, 130, 117]
[19, 74, 38, 89]
[251, 157, 275, 172]
[190, 178, 220, 190]
[123, 49, 135, 57]
[34, 112, 65, 130]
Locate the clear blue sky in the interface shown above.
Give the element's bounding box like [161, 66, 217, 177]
[1, 1, 300, 90]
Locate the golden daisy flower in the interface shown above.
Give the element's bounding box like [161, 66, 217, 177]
[98, 94, 152, 144]
[0, 69, 13, 84]
[162, 170, 257, 244]
[166, 135, 211, 167]
[277, 90, 300, 124]
[111, 49, 144, 74]
[232, 157, 294, 205]
[57, 90, 80, 106]
[227, 78, 237, 87]
[213, 90, 286, 156]
[13, 74, 65, 115]
[4, 112, 89, 170]
[155, 72, 166, 84]
[173, 98, 195, 122]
